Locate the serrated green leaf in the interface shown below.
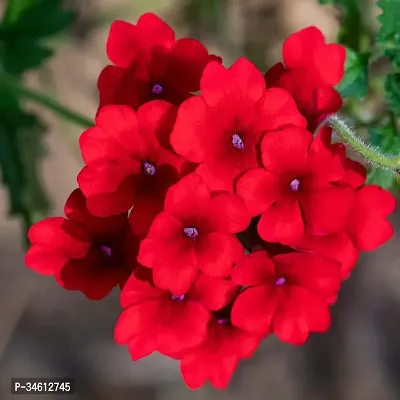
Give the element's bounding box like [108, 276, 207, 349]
[385, 74, 400, 116]
[377, 0, 400, 42]
[2, 0, 35, 25]
[366, 167, 397, 189]
[337, 47, 369, 99]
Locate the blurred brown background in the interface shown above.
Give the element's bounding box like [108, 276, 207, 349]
[1, 0, 399, 399]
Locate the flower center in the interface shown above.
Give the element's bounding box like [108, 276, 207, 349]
[289, 179, 300, 192]
[151, 83, 164, 95]
[143, 161, 156, 176]
[275, 277, 286, 286]
[217, 318, 230, 325]
[232, 133, 244, 150]
[183, 227, 199, 240]
[100, 245, 113, 257]
[171, 294, 185, 301]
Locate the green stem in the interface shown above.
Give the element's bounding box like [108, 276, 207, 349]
[10, 78, 93, 128]
[324, 115, 400, 171]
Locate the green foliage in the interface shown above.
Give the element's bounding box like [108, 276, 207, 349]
[385, 74, 400, 116]
[337, 47, 369, 99]
[0, 0, 75, 243]
[0, 0, 75, 75]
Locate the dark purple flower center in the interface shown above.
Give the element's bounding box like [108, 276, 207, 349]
[289, 179, 300, 192]
[275, 277, 286, 286]
[183, 227, 199, 240]
[143, 161, 156, 176]
[151, 83, 164, 95]
[217, 318, 230, 325]
[232, 133, 244, 150]
[171, 294, 185, 301]
[100, 245, 113, 257]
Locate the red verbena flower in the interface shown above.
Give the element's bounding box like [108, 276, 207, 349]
[99, 13, 221, 110]
[25, 189, 138, 300]
[236, 126, 356, 244]
[170, 57, 307, 192]
[78, 102, 185, 238]
[137, 173, 251, 294]
[231, 251, 341, 345]
[265, 27, 345, 130]
[180, 317, 261, 390]
[114, 273, 238, 359]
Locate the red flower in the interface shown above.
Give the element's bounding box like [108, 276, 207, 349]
[114, 273, 238, 358]
[137, 173, 251, 294]
[99, 13, 220, 110]
[170, 57, 307, 192]
[346, 185, 396, 251]
[180, 318, 261, 390]
[231, 251, 341, 344]
[78, 102, 185, 238]
[25, 189, 138, 300]
[265, 27, 345, 130]
[236, 126, 356, 243]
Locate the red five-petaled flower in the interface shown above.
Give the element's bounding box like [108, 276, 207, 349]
[137, 173, 251, 295]
[170, 57, 307, 192]
[114, 273, 238, 358]
[25, 189, 138, 300]
[231, 251, 341, 345]
[78, 101, 185, 238]
[99, 13, 221, 110]
[236, 126, 356, 244]
[265, 27, 345, 130]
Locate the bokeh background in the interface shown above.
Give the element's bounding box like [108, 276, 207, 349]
[0, 0, 399, 399]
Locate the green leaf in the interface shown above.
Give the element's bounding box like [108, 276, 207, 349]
[385, 74, 400, 116]
[337, 47, 369, 99]
[367, 125, 400, 188]
[0, 0, 75, 40]
[377, 0, 400, 42]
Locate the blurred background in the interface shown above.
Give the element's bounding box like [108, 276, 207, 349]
[0, 0, 399, 399]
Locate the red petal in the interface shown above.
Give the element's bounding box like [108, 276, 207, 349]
[106, 20, 137, 68]
[170, 96, 217, 163]
[274, 253, 341, 299]
[166, 38, 210, 92]
[25, 245, 69, 275]
[257, 88, 307, 130]
[27, 217, 91, 257]
[136, 100, 177, 153]
[196, 233, 235, 278]
[156, 301, 210, 355]
[258, 198, 305, 244]
[314, 44, 346, 85]
[341, 159, 367, 188]
[231, 285, 278, 334]
[164, 173, 210, 219]
[264, 62, 285, 86]
[282, 26, 325, 68]
[97, 66, 125, 108]
[232, 251, 275, 286]
[261, 127, 312, 173]
[120, 275, 165, 308]
[236, 168, 283, 217]
[189, 275, 238, 311]
[136, 13, 175, 49]
[114, 301, 162, 344]
[293, 232, 358, 280]
[128, 334, 157, 360]
[301, 185, 356, 235]
[271, 294, 309, 345]
[208, 194, 251, 233]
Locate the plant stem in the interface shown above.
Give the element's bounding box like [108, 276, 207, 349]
[325, 115, 400, 171]
[11, 79, 93, 128]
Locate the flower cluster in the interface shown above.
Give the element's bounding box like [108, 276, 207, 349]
[25, 14, 396, 390]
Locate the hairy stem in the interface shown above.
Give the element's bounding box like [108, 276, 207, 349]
[324, 114, 400, 171]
